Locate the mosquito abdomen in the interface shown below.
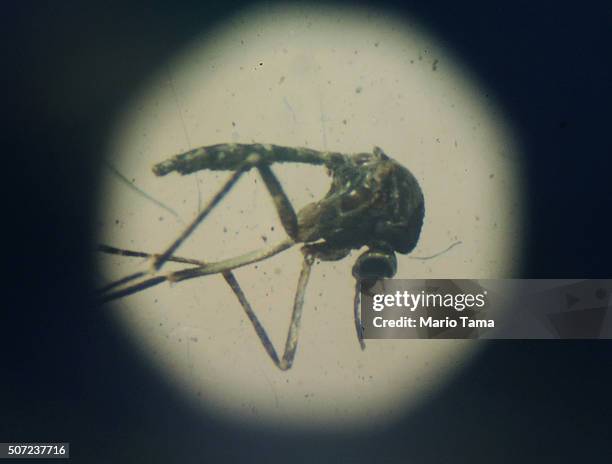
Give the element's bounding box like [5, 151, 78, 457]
[153, 143, 337, 176]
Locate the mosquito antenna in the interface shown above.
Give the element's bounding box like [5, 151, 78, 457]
[166, 64, 204, 213]
[409, 240, 462, 260]
[103, 160, 182, 223]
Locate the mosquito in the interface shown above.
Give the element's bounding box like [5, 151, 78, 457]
[97, 143, 425, 370]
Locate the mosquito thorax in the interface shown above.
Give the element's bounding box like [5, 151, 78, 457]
[296, 147, 424, 256]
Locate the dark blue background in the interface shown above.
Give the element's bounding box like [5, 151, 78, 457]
[3, 1, 611, 462]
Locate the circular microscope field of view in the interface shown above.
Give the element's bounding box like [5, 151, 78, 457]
[97, 3, 523, 429]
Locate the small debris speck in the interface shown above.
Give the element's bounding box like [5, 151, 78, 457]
[355, 86, 363, 94]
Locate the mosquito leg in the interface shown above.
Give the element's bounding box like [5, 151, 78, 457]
[152, 166, 247, 271]
[96, 245, 207, 295]
[222, 250, 315, 370]
[98, 239, 295, 303]
[99, 157, 302, 300]
[98, 244, 206, 266]
[279, 251, 315, 370]
[167, 238, 295, 282]
[257, 164, 298, 239]
[222, 271, 281, 367]
[97, 270, 148, 295]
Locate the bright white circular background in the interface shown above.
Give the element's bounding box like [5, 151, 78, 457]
[98, 3, 523, 429]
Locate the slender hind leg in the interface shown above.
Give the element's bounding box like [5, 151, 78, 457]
[223, 250, 315, 370]
[98, 239, 295, 303]
[257, 164, 298, 239]
[152, 167, 247, 271]
[97, 167, 249, 293]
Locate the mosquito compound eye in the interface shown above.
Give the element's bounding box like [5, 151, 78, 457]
[352, 249, 397, 280]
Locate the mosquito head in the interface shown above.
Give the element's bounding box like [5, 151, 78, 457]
[352, 244, 397, 281]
